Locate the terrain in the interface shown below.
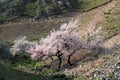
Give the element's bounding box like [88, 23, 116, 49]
[0, 0, 120, 80]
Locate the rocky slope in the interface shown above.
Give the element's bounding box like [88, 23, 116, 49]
[63, 34, 120, 79]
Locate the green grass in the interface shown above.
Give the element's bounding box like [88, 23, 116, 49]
[108, 72, 114, 79]
[80, 0, 111, 11]
[27, 34, 47, 41]
[24, 2, 38, 17]
[0, 63, 42, 80]
[80, 13, 95, 25]
[73, 75, 88, 80]
[0, 60, 74, 80]
[0, 58, 60, 80]
[103, 4, 120, 37]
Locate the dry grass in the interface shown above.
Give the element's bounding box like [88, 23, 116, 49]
[0, 17, 71, 42]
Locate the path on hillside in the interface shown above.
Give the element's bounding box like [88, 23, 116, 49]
[76, 0, 119, 35]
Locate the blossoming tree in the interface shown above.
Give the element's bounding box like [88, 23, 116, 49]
[10, 19, 104, 69]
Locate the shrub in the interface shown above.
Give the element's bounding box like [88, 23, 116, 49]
[0, 39, 12, 59]
[24, 2, 38, 17]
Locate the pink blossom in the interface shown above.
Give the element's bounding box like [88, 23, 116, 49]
[10, 19, 105, 67]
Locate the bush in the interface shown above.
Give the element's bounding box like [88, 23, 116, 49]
[24, 2, 38, 17]
[0, 39, 12, 59]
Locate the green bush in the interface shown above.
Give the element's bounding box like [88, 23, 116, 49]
[24, 2, 38, 17]
[0, 39, 12, 60]
[103, 4, 120, 37]
[69, 0, 81, 9]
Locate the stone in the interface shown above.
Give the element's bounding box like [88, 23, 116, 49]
[114, 61, 120, 78]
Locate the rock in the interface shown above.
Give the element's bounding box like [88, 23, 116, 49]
[91, 70, 103, 78]
[114, 61, 120, 78]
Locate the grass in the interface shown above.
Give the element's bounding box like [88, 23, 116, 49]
[0, 57, 64, 80]
[0, 60, 74, 80]
[0, 18, 62, 42]
[73, 75, 88, 80]
[27, 34, 47, 41]
[108, 72, 114, 79]
[103, 4, 120, 37]
[0, 15, 18, 23]
[0, 63, 42, 80]
[79, 13, 95, 25]
[80, 0, 111, 11]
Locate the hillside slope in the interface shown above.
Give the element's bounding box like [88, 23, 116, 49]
[0, 0, 116, 42]
[0, 0, 120, 80]
[0, 0, 111, 23]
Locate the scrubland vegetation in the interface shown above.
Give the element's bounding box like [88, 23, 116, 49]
[0, 0, 111, 23]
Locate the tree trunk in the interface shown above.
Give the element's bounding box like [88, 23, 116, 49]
[67, 50, 77, 66]
[68, 54, 72, 66]
[56, 50, 62, 70]
[57, 55, 62, 69]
